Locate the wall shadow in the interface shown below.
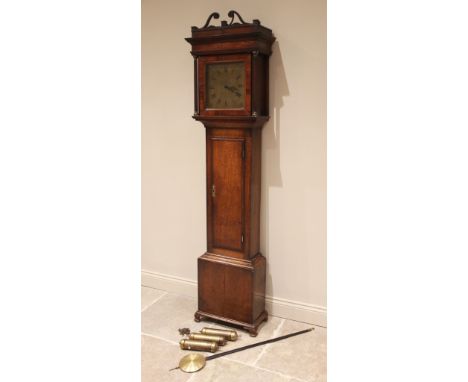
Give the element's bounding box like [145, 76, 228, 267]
[261, 41, 289, 299]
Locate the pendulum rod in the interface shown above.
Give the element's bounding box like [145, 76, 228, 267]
[206, 328, 313, 361]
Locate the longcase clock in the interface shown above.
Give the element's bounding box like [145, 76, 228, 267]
[186, 11, 275, 336]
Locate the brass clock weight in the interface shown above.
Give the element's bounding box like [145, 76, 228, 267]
[178, 326, 237, 353]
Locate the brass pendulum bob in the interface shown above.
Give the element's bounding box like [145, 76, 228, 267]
[178, 354, 206, 373]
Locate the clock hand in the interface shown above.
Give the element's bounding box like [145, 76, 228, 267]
[224, 85, 242, 97]
[224, 85, 239, 93]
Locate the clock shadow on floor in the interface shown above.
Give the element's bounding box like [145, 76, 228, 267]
[261, 41, 289, 297]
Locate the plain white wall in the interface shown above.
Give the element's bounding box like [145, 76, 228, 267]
[142, 0, 326, 310]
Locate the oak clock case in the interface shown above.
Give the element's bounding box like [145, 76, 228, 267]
[186, 11, 275, 337]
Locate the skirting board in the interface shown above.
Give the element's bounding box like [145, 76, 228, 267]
[141, 270, 327, 327]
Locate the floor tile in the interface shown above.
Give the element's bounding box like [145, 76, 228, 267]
[141, 292, 283, 363]
[190, 358, 293, 382]
[255, 320, 326, 382]
[141, 287, 327, 382]
[141, 286, 166, 311]
[141, 335, 191, 382]
[141, 293, 217, 343]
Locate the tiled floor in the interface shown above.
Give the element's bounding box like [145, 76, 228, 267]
[141, 286, 327, 382]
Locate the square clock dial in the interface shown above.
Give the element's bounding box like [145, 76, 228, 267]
[206, 62, 245, 109]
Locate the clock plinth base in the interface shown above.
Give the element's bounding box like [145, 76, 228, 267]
[194, 310, 268, 337]
[197, 252, 267, 336]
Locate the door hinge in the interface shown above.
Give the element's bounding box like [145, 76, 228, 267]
[211, 184, 216, 197]
[241, 234, 244, 244]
